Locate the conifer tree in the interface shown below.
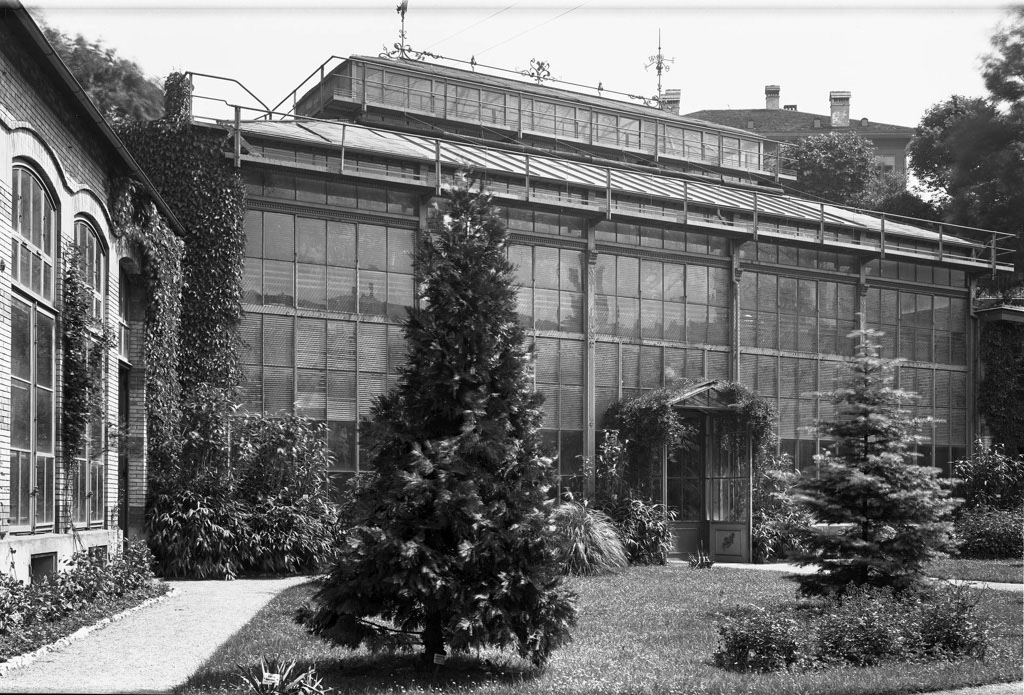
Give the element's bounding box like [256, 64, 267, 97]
[789, 330, 954, 595]
[299, 174, 575, 666]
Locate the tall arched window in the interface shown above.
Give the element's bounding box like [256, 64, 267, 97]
[10, 166, 57, 531]
[71, 219, 107, 526]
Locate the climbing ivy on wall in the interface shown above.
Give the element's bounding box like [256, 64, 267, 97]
[603, 380, 778, 493]
[111, 178, 184, 477]
[116, 72, 246, 397]
[61, 245, 114, 527]
[979, 321, 1024, 456]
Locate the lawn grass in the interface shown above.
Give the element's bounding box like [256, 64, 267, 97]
[178, 566, 1022, 695]
[927, 557, 1024, 584]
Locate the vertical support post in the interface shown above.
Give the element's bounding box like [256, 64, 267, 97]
[752, 191, 758, 241]
[434, 140, 441, 195]
[525, 155, 531, 202]
[938, 224, 944, 261]
[717, 132, 723, 168]
[991, 233, 998, 276]
[730, 241, 742, 383]
[880, 214, 886, 259]
[967, 275, 978, 452]
[584, 223, 598, 491]
[232, 106, 241, 168]
[683, 180, 689, 225]
[819, 203, 825, 241]
[340, 124, 347, 173]
[605, 169, 612, 219]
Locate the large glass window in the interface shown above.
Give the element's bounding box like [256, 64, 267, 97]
[509, 244, 583, 334]
[10, 297, 55, 531]
[596, 254, 728, 345]
[11, 167, 55, 301]
[10, 167, 57, 532]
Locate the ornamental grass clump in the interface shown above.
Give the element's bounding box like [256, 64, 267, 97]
[551, 501, 628, 576]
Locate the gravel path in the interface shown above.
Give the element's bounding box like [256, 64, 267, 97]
[717, 561, 1024, 593]
[0, 575, 309, 694]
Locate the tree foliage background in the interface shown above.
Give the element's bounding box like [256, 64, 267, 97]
[782, 131, 877, 206]
[39, 21, 164, 123]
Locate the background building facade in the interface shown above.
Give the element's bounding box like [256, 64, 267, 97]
[205, 56, 1010, 559]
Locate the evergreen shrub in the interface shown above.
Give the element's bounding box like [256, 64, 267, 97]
[953, 443, 1024, 512]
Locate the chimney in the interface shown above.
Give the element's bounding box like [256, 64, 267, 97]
[830, 90, 851, 127]
[662, 88, 681, 115]
[784, 104, 797, 111]
[765, 84, 780, 110]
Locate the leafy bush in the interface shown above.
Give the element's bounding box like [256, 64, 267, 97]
[817, 584, 989, 666]
[954, 442, 1024, 511]
[604, 497, 676, 565]
[751, 454, 811, 563]
[147, 482, 248, 579]
[147, 415, 339, 579]
[715, 583, 989, 673]
[714, 606, 804, 672]
[551, 501, 627, 576]
[0, 538, 158, 637]
[817, 587, 917, 666]
[955, 506, 1024, 559]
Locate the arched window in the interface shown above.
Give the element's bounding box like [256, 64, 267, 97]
[75, 220, 105, 320]
[9, 166, 57, 531]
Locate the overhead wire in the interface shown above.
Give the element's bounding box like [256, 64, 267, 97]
[475, 3, 587, 57]
[424, 3, 518, 51]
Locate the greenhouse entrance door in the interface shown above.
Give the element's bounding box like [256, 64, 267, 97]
[666, 411, 752, 563]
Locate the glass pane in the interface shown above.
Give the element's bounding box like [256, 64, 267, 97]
[560, 250, 583, 291]
[535, 289, 559, 330]
[387, 228, 415, 274]
[358, 224, 387, 270]
[327, 321, 357, 371]
[359, 270, 388, 315]
[296, 217, 327, 264]
[327, 267, 357, 312]
[263, 213, 294, 261]
[617, 257, 639, 297]
[11, 381, 31, 450]
[296, 264, 327, 310]
[37, 312, 53, 387]
[12, 299, 31, 381]
[263, 260, 294, 307]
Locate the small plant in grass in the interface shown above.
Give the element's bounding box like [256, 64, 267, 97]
[955, 506, 1024, 559]
[788, 330, 955, 595]
[953, 441, 1024, 511]
[551, 501, 627, 576]
[237, 655, 329, 694]
[752, 454, 812, 563]
[688, 543, 715, 569]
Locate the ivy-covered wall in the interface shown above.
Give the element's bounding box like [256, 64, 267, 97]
[979, 321, 1024, 455]
[117, 72, 246, 398]
[116, 72, 246, 478]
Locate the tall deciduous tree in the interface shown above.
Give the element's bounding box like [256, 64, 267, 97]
[782, 131, 876, 206]
[299, 175, 575, 666]
[40, 23, 163, 123]
[789, 331, 955, 595]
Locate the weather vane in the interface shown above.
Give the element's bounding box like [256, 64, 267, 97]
[644, 29, 674, 103]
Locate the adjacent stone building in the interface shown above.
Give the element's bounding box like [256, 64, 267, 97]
[687, 86, 915, 177]
[0, 2, 179, 581]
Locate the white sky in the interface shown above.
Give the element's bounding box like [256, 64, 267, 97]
[25, 1, 1012, 129]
